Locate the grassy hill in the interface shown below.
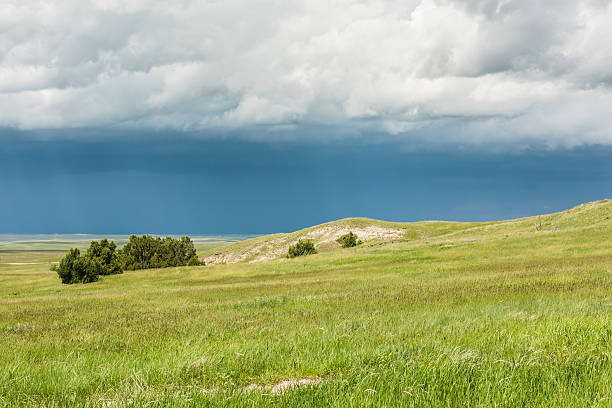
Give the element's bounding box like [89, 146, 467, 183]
[0, 200, 610, 407]
[203, 199, 612, 264]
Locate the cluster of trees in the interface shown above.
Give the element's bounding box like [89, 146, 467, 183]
[53, 235, 203, 284]
[121, 235, 201, 270]
[52, 239, 122, 284]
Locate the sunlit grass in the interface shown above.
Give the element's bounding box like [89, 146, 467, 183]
[0, 201, 610, 407]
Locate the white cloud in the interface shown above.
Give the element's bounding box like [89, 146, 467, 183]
[1, 0, 611, 147]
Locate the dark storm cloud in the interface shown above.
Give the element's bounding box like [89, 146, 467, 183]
[1, 137, 611, 234]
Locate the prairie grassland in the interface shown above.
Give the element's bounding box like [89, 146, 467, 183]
[0, 201, 611, 407]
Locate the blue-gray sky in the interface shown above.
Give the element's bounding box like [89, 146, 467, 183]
[1, 0, 611, 233]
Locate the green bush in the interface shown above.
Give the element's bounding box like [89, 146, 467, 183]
[120, 235, 198, 270]
[85, 239, 122, 275]
[337, 232, 361, 248]
[53, 248, 100, 284]
[188, 256, 204, 266]
[53, 240, 116, 284]
[287, 239, 317, 258]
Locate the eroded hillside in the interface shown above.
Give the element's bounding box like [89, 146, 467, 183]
[202, 199, 611, 265]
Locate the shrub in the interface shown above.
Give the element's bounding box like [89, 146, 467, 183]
[287, 239, 317, 258]
[85, 239, 122, 275]
[120, 235, 198, 270]
[188, 256, 203, 266]
[53, 248, 100, 284]
[337, 232, 361, 248]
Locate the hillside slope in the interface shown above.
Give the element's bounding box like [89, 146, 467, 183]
[203, 199, 611, 265]
[2, 199, 611, 407]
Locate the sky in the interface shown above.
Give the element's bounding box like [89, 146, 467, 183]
[1, 0, 611, 234]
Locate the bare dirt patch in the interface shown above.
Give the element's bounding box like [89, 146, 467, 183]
[245, 377, 321, 394]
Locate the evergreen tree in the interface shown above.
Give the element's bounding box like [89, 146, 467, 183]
[85, 239, 122, 275]
[53, 235, 202, 284]
[53, 248, 100, 284]
[287, 239, 317, 258]
[337, 232, 360, 248]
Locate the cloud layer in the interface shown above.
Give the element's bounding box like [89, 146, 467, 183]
[1, 0, 611, 146]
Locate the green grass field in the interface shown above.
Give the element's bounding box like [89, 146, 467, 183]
[1, 200, 611, 407]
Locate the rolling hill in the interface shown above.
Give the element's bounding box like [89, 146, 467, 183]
[203, 199, 612, 265]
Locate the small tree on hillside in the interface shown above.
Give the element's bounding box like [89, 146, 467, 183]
[287, 239, 317, 258]
[337, 232, 361, 248]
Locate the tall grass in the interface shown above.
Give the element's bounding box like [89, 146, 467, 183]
[0, 201, 610, 407]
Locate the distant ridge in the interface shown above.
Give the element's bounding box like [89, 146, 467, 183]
[202, 199, 611, 265]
